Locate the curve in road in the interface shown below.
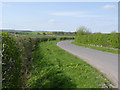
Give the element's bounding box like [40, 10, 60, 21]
[57, 40, 118, 87]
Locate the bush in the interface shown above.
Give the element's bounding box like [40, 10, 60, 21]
[75, 33, 120, 48]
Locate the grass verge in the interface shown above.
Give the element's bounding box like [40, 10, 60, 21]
[72, 41, 119, 54]
[27, 40, 113, 88]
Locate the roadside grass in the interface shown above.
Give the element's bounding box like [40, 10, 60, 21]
[27, 40, 113, 88]
[72, 41, 119, 54]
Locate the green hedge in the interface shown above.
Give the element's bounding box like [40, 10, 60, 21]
[2, 32, 56, 88]
[2, 32, 21, 88]
[75, 33, 120, 48]
[60, 37, 74, 40]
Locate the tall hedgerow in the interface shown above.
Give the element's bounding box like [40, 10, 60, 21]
[2, 32, 57, 88]
[75, 32, 120, 48]
[2, 32, 22, 88]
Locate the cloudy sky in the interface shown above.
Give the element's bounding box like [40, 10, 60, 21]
[1, 2, 118, 33]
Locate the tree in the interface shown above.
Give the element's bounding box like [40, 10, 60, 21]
[52, 32, 57, 35]
[76, 26, 91, 36]
[37, 32, 40, 35]
[43, 32, 46, 35]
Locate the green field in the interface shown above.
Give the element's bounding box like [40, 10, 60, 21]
[27, 40, 113, 88]
[23, 33, 75, 37]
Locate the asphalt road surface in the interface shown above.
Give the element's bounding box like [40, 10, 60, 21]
[57, 40, 118, 87]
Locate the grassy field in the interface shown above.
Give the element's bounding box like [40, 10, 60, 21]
[27, 40, 113, 88]
[21, 34, 75, 41]
[18, 32, 75, 38]
[72, 41, 119, 54]
[23, 34, 53, 38]
[23, 34, 75, 38]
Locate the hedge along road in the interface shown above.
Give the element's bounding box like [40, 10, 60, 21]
[56, 40, 118, 88]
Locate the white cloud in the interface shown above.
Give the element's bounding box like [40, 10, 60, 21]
[51, 11, 102, 18]
[102, 5, 116, 10]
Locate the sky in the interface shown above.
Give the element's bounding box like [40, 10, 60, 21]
[1, 2, 118, 33]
